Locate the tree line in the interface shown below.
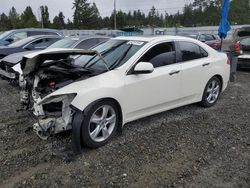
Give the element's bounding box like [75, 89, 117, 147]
[0, 0, 249, 31]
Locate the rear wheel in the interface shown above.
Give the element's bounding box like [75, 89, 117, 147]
[80, 100, 119, 148]
[200, 77, 221, 107]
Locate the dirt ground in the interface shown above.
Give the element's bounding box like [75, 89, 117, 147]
[0, 71, 249, 188]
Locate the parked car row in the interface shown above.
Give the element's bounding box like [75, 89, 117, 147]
[0, 34, 110, 80]
[0, 28, 64, 46]
[177, 32, 222, 50]
[0, 29, 230, 153]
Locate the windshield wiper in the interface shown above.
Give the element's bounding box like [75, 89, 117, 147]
[83, 42, 126, 71]
[109, 44, 133, 70]
[96, 51, 110, 71]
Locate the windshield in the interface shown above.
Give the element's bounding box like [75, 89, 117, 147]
[0, 30, 13, 40]
[73, 39, 146, 72]
[8, 37, 34, 47]
[48, 38, 78, 49]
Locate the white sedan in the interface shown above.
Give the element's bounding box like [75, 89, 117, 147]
[20, 36, 230, 150]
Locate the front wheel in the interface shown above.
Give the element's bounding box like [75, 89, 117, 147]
[200, 77, 222, 107]
[78, 100, 119, 148]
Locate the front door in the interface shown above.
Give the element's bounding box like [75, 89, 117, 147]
[123, 42, 182, 121]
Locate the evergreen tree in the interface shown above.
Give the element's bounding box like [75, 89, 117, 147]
[53, 12, 65, 29]
[66, 18, 74, 29]
[40, 5, 50, 28]
[9, 7, 20, 28]
[181, 4, 194, 27]
[0, 13, 11, 30]
[20, 6, 39, 28]
[229, 0, 250, 24]
[72, 0, 100, 29]
[148, 6, 157, 27]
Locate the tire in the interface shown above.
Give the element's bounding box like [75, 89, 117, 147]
[200, 76, 222, 107]
[79, 100, 119, 148]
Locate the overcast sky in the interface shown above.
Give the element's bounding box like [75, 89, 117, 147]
[1, 0, 193, 21]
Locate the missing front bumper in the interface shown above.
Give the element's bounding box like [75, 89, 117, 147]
[32, 94, 76, 139]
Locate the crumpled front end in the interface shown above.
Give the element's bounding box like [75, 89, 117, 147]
[19, 48, 101, 139]
[32, 92, 76, 140]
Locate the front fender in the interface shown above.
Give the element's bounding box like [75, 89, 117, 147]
[71, 87, 123, 112]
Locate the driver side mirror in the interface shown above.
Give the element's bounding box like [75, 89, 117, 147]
[133, 62, 154, 74]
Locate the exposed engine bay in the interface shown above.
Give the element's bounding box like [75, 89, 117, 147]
[20, 49, 104, 139]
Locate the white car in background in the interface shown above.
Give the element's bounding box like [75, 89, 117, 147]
[20, 36, 230, 151]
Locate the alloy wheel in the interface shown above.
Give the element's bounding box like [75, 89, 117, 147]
[89, 105, 116, 142]
[206, 80, 220, 104]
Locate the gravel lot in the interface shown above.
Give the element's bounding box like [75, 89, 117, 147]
[0, 71, 249, 188]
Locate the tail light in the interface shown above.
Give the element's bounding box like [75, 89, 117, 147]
[234, 41, 241, 53]
[49, 81, 56, 89]
[226, 59, 230, 65]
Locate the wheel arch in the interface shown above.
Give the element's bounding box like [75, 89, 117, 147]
[73, 97, 124, 133]
[212, 74, 223, 91]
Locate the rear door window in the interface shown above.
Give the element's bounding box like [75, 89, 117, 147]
[34, 38, 59, 49]
[199, 34, 214, 41]
[26, 38, 59, 50]
[177, 41, 208, 62]
[204, 34, 215, 41]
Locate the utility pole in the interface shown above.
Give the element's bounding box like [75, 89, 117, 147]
[114, 0, 117, 30]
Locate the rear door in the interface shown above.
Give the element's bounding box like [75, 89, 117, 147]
[176, 41, 210, 102]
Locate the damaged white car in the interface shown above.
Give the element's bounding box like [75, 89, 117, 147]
[20, 36, 230, 150]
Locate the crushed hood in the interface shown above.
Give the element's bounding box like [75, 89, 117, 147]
[21, 48, 98, 76]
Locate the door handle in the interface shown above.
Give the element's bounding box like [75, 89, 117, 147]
[202, 63, 210, 67]
[169, 70, 180, 76]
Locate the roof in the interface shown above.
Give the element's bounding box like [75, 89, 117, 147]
[68, 35, 111, 41]
[27, 35, 62, 39]
[10, 28, 61, 32]
[115, 35, 198, 42]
